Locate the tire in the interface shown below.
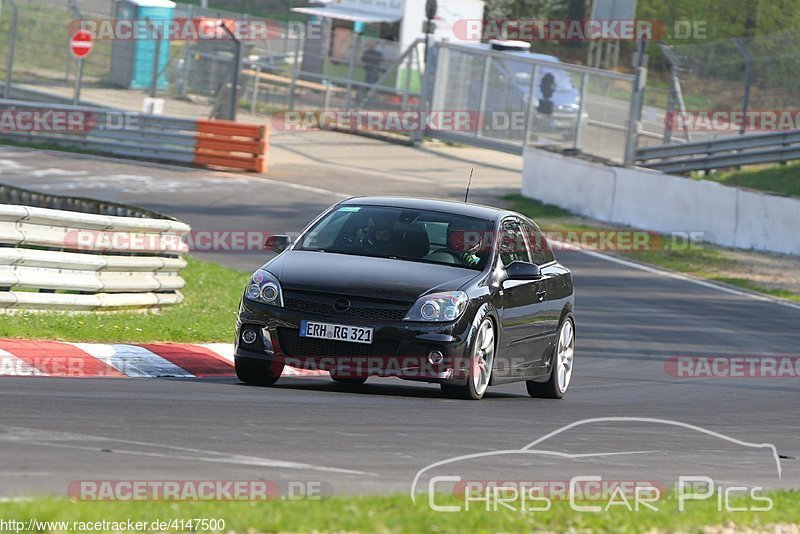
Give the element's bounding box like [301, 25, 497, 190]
[441, 317, 496, 401]
[330, 374, 368, 386]
[235, 357, 284, 387]
[527, 317, 574, 399]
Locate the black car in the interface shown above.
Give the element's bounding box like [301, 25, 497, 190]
[235, 197, 575, 400]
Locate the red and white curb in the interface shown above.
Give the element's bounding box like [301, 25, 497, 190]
[0, 340, 327, 379]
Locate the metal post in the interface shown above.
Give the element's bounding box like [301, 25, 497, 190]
[288, 35, 302, 111]
[323, 80, 332, 110]
[475, 54, 492, 138]
[250, 64, 261, 114]
[573, 72, 588, 149]
[664, 67, 676, 144]
[220, 22, 242, 121]
[3, 0, 18, 99]
[147, 18, 162, 98]
[177, 4, 193, 99]
[522, 64, 539, 146]
[66, 0, 82, 83]
[624, 39, 648, 165]
[73, 58, 83, 105]
[344, 33, 361, 111]
[411, 44, 425, 144]
[732, 37, 753, 135]
[402, 54, 412, 113]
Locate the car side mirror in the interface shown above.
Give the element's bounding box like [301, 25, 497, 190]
[264, 235, 291, 253]
[505, 261, 543, 281]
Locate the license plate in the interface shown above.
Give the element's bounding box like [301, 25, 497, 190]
[300, 320, 374, 345]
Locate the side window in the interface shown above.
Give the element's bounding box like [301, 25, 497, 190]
[522, 222, 555, 266]
[499, 219, 531, 266]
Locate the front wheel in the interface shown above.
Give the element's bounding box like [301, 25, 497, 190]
[441, 318, 496, 400]
[527, 318, 574, 399]
[236, 357, 284, 387]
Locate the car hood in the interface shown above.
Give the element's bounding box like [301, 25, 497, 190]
[265, 251, 480, 302]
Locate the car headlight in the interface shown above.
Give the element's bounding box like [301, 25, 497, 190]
[245, 269, 283, 307]
[404, 291, 469, 322]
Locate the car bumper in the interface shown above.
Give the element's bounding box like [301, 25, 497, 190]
[235, 299, 476, 384]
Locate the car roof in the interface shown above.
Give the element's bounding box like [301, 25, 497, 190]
[454, 42, 560, 63]
[340, 197, 511, 222]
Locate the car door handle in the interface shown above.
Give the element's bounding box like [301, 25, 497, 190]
[536, 290, 547, 301]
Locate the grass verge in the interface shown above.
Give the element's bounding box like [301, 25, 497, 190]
[0, 257, 248, 343]
[0, 492, 797, 533]
[504, 194, 800, 303]
[701, 161, 800, 198]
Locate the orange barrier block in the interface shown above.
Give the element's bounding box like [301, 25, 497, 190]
[194, 119, 269, 173]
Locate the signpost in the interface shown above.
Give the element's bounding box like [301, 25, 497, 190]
[70, 30, 93, 105]
[424, 0, 437, 65]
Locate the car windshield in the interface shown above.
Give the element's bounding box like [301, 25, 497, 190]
[298, 205, 494, 271]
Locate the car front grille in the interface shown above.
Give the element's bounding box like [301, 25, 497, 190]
[277, 328, 400, 359]
[283, 291, 409, 322]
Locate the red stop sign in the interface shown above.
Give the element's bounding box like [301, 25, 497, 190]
[70, 30, 93, 59]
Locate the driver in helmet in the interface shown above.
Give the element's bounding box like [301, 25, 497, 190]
[364, 214, 396, 254]
[448, 223, 484, 267]
[426, 221, 485, 267]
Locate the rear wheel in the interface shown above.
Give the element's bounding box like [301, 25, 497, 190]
[441, 318, 496, 400]
[235, 357, 284, 387]
[527, 318, 574, 399]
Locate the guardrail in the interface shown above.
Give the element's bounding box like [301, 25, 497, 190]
[635, 129, 800, 173]
[0, 185, 190, 312]
[0, 99, 269, 173]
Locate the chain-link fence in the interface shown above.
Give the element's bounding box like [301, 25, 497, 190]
[0, 0, 645, 157]
[0, 0, 111, 87]
[658, 30, 800, 143]
[430, 42, 637, 162]
[0, 0, 420, 129]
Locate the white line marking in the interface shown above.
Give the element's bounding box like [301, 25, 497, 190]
[0, 426, 373, 476]
[555, 239, 800, 311]
[29, 169, 90, 178]
[248, 175, 350, 199]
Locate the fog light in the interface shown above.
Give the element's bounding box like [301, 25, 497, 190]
[241, 329, 258, 345]
[428, 350, 445, 365]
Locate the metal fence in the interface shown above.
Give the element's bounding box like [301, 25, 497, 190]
[0, 0, 651, 160]
[429, 42, 638, 162]
[659, 31, 800, 144]
[0, 0, 420, 133]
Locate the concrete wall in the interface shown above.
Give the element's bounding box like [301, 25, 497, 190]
[522, 147, 800, 256]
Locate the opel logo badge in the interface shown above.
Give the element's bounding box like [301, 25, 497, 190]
[334, 298, 351, 312]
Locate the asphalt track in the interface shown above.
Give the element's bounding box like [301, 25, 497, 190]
[0, 143, 798, 498]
